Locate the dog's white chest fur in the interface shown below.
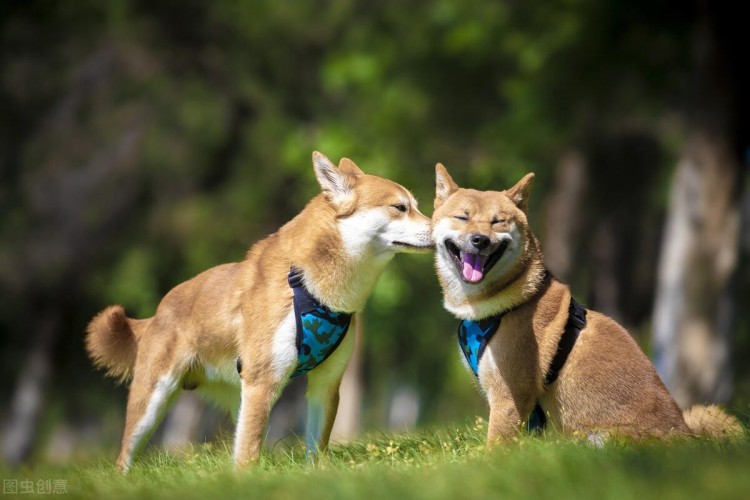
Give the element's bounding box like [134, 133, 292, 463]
[271, 309, 298, 380]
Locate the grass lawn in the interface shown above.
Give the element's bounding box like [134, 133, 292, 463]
[3, 419, 749, 499]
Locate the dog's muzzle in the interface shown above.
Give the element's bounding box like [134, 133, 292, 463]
[444, 238, 509, 284]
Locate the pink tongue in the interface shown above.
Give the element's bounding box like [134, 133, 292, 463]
[461, 253, 486, 283]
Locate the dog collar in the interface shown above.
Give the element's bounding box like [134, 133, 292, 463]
[288, 267, 352, 377]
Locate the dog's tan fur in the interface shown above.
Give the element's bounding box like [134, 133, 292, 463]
[431, 164, 743, 443]
[87, 152, 432, 472]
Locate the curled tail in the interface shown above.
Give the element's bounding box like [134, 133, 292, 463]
[683, 404, 745, 440]
[86, 305, 148, 383]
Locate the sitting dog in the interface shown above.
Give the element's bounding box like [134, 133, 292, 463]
[86, 152, 433, 472]
[431, 163, 742, 443]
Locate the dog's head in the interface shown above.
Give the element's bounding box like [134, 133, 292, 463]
[432, 163, 536, 290]
[313, 151, 433, 258]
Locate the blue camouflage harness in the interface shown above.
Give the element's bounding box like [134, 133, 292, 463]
[458, 295, 587, 431]
[288, 266, 352, 377]
[235, 268, 352, 378]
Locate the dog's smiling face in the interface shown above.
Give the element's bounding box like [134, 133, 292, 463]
[441, 223, 511, 284]
[432, 163, 535, 291]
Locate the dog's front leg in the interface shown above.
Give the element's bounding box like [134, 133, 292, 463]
[304, 377, 341, 461]
[233, 377, 281, 467]
[486, 386, 537, 444]
[304, 328, 355, 461]
[487, 398, 524, 443]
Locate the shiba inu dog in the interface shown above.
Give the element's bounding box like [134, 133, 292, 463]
[431, 163, 742, 443]
[86, 152, 432, 472]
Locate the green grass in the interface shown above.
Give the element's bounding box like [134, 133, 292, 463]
[3, 420, 750, 500]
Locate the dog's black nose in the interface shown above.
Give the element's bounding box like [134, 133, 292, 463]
[470, 234, 491, 250]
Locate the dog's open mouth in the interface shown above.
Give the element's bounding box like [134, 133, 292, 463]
[444, 239, 509, 283]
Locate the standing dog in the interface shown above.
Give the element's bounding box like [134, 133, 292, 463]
[431, 163, 742, 443]
[87, 152, 432, 472]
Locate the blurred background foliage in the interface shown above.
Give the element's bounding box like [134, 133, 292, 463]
[1, 0, 748, 464]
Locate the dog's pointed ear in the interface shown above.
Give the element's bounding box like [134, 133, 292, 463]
[313, 151, 356, 205]
[505, 173, 535, 212]
[435, 163, 459, 210]
[338, 157, 365, 176]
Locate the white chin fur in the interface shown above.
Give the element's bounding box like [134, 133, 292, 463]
[329, 207, 431, 312]
[338, 209, 393, 257]
[339, 208, 432, 258]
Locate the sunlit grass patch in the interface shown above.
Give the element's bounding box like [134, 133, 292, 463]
[2, 421, 748, 499]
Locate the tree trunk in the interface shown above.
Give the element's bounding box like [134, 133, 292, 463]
[2, 308, 59, 464]
[652, 3, 745, 407]
[590, 219, 623, 323]
[543, 150, 587, 281]
[653, 134, 741, 407]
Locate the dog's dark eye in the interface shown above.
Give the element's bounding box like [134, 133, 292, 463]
[392, 203, 407, 212]
[492, 218, 507, 225]
[454, 215, 468, 221]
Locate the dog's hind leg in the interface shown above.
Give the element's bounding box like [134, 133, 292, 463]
[115, 338, 185, 473]
[304, 326, 355, 461]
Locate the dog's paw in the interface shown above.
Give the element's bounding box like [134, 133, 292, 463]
[586, 432, 608, 448]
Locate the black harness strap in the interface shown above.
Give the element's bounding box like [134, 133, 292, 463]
[532, 297, 587, 430]
[544, 297, 587, 386]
